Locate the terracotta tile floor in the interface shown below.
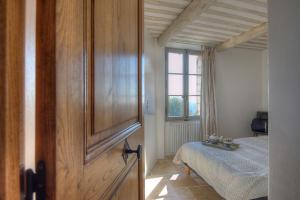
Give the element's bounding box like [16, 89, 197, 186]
[145, 157, 224, 200]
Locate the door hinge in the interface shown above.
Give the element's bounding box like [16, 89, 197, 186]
[25, 161, 46, 200]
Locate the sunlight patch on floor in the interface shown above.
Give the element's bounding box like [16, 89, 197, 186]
[158, 185, 168, 197]
[145, 158, 224, 200]
[169, 173, 180, 181]
[145, 177, 163, 199]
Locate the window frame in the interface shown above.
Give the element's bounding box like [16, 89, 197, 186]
[165, 48, 202, 121]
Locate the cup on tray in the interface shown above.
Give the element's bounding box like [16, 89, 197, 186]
[208, 135, 219, 144]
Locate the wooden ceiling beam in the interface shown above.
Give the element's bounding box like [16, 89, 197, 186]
[216, 22, 268, 51]
[158, 0, 216, 46]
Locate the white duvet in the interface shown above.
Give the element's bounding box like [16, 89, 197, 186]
[173, 136, 268, 200]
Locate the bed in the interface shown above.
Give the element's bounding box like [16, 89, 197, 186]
[173, 136, 268, 200]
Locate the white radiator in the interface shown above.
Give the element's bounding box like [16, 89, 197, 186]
[165, 121, 201, 156]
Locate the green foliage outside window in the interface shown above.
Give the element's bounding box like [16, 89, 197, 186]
[168, 97, 183, 117]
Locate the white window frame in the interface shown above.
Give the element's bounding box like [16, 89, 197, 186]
[165, 48, 201, 121]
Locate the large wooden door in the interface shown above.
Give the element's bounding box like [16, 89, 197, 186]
[36, 0, 144, 199]
[0, 0, 25, 199]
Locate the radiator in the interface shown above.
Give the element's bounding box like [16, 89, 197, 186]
[165, 121, 201, 156]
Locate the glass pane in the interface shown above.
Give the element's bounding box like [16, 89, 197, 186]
[189, 96, 200, 116]
[168, 74, 183, 95]
[189, 55, 201, 74]
[168, 52, 183, 73]
[189, 75, 201, 95]
[168, 96, 184, 117]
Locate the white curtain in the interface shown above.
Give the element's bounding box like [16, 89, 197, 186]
[200, 46, 218, 140]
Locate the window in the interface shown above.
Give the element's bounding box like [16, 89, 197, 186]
[166, 48, 201, 120]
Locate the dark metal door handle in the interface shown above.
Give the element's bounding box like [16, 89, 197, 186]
[125, 145, 142, 160]
[122, 140, 142, 164]
[25, 161, 46, 200]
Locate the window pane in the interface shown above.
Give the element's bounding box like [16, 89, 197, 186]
[168, 96, 184, 117]
[168, 52, 183, 73]
[168, 74, 183, 95]
[189, 55, 201, 74]
[189, 75, 201, 95]
[189, 96, 200, 116]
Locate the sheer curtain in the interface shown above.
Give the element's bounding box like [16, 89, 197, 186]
[200, 46, 217, 139]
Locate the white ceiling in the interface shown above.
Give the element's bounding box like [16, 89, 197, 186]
[145, 0, 268, 50]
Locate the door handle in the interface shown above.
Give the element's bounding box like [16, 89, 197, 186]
[125, 144, 142, 160]
[122, 140, 142, 164]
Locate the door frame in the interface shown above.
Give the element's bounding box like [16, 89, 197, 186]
[0, 0, 25, 199]
[35, 0, 57, 199]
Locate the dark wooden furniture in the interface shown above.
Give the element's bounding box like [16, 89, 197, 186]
[251, 111, 268, 136]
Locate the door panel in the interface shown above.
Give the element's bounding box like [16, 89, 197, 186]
[93, 0, 139, 137]
[81, 129, 143, 199]
[111, 162, 139, 200]
[36, 0, 144, 199]
[85, 0, 141, 162]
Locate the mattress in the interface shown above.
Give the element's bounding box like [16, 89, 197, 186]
[173, 136, 268, 200]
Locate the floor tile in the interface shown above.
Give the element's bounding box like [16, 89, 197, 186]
[146, 157, 224, 200]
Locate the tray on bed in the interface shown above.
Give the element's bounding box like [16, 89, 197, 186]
[202, 140, 239, 151]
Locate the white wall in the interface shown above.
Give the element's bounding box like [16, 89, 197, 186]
[269, 0, 300, 199]
[261, 50, 269, 110]
[216, 48, 268, 138]
[144, 30, 164, 175]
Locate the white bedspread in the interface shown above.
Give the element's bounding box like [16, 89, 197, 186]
[173, 136, 268, 200]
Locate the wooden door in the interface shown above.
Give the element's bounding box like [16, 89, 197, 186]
[0, 0, 25, 199]
[36, 0, 144, 199]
